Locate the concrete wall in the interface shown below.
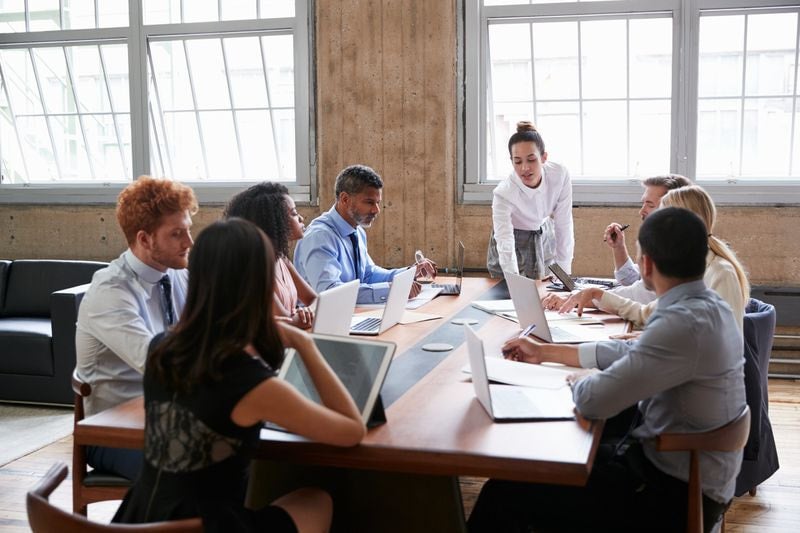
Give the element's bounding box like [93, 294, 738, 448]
[1, 0, 798, 286]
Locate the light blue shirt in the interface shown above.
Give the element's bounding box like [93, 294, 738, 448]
[614, 256, 641, 286]
[574, 280, 746, 503]
[76, 250, 188, 416]
[293, 205, 405, 304]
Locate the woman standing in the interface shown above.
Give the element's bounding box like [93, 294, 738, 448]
[487, 121, 574, 279]
[113, 219, 365, 532]
[225, 183, 318, 329]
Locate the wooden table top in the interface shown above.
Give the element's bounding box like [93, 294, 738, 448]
[76, 277, 606, 486]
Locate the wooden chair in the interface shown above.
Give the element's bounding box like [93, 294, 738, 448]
[655, 406, 751, 533]
[72, 370, 131, 514]
[27, 462, 202, 533]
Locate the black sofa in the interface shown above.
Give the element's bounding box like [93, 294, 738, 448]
[0, 259, 107, 405]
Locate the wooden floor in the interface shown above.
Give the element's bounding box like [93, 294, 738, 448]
[2, 379, 798, 532]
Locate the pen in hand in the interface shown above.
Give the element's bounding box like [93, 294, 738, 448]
[519, 324, 536, 338]
[604, 223, 630, 243]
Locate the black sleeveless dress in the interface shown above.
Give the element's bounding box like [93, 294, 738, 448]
[113, 336, 296, 532]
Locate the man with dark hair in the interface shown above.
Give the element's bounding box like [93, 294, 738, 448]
[605, 174, 691, 295]
[468, 207, 746, 533]
[294, 164, 434, 304]
[76, 176, 197, 480]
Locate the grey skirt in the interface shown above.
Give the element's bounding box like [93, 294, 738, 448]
[487, 227, 543, 279]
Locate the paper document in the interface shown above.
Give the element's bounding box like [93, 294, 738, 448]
[463, 357, 579, 390]
[472, 299, 515, 314]
[354, 308, 442, 325]
[406, 286, 442, 309]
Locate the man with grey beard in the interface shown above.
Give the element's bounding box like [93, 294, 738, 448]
[294, 164, 435, 304]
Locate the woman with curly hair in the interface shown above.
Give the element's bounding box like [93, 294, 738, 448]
[225, 183, 318, 329]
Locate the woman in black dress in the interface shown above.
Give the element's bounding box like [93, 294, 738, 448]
[114, 218, 366, 532]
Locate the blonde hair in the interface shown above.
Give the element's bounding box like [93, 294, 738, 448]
[660, 185, 750, 305]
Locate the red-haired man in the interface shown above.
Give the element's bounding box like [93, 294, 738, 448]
[76, 176, 197, 480]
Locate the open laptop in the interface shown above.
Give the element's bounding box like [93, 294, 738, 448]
[430, 241, 465, 296]
[350, 267, 416, 335]
[277, 333, 396, 425]
[548, 262, 617, 291]
[312, 280, 360, 336]
[465, 325, 574, 422]
[505, 271, 622, 344]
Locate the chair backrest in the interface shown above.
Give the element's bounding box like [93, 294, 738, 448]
[27, 462, 203, 533]
[655, 406, 751, 533]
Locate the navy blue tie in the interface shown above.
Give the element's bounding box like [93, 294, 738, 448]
[349, 232, 360, 278]
[159, 275, 175, 325]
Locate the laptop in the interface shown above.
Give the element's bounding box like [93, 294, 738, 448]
[464, 326, 574, 422]
[312, 280, 360, 336]
[350, 267, 416, 335]
[430, 241, 465, 296]
[505, 271, 622, 344]
[548, 262, 617, 291]
[277, 333, 396, 425]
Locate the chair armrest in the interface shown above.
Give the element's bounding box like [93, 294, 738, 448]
[656, 407, 751, 453]
[50, 284, 91, 403]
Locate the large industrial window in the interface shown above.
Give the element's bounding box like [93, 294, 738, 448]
[463, 0, 800, 205]
[0, 0, 312, 203]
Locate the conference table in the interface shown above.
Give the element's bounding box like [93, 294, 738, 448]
[75, 277, 621, 532]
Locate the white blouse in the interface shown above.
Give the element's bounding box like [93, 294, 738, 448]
[491, 160, 574, 274]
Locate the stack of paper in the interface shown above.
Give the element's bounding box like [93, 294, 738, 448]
[463, 357, 582, 390]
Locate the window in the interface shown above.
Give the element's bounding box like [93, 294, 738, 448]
[0, 1, 312, 203]
[463, 0, 800, 204]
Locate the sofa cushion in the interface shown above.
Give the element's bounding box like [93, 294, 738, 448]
[2, 260, 106, 317]
[0, 318, 53, 375]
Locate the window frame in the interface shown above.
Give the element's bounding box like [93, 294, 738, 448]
[0, 0, 315, 204]
[461, 0, 800, 205]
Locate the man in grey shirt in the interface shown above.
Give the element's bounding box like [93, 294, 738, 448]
[76, 176, 197, 480]
[468, 207, 746, 533]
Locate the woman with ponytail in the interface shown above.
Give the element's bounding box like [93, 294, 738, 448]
[487, 121, 574, 279]
[545, 185, 749, 331]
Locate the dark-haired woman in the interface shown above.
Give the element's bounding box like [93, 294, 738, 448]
[487, 121, 574, 279]
[113, 218, 365, 533]
[225, 183, 317, 329]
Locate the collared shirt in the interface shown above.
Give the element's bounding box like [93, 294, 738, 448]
[491, 160, 574, 275]
[75, 250, 188, 416]
[574, 280, 746, 504]
[600, 252, 745, 331]
[608, 277, 657, 304]
[293, 205, 404, 304]
[614, 257, 641, 286]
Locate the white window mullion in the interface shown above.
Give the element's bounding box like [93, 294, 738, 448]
[220, 39, 246, 179]
[0, 63, 32, 183]
[62, 47, 97, 179]
[790, 12, 800, 174]
[576, 20, 585, 176]
[98, 45, 129, 177]
[259, 36, 283, 180]
[737, 14, 749, 177]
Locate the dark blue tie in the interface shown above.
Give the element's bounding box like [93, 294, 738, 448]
[349, 232, 360, 278]
[159, 275, 175, 325]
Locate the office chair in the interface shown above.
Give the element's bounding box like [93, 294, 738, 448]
[71, 370, 131, 514]
[655, 406, 751, 533]
[27, 462, 202, 533]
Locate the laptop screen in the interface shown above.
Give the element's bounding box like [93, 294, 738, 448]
[278, 334, 396, 423]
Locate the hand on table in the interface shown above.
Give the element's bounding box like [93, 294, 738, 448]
[556, 288, 604, 317]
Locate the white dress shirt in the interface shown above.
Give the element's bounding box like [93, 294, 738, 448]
[75, 250, 188, 416]
[614, 257, 641, 286]
[491, 161, 574, 275]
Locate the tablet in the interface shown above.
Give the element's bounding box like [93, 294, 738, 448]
[278, 333, 396, 425]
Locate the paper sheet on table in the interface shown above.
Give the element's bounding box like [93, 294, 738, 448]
[406, 285, 442, 309]
[498, 310, 606, 325]
[462, 357, 581, 390]
[354, 308, 442, 325]
[472, 299, 515, 314]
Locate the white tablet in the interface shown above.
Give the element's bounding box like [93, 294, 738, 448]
[278, 333, 396, 425]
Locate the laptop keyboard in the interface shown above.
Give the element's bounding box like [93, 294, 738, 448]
[576, 277, 616, 288]
[351, 317, 382, 332]
[549, 326, 583, 343]
[491, 387, 538, 418]
[431, 282, 459, 293]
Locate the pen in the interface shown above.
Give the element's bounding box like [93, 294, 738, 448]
[519, 324, 537, 338]
[604, 223, 630, 242]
